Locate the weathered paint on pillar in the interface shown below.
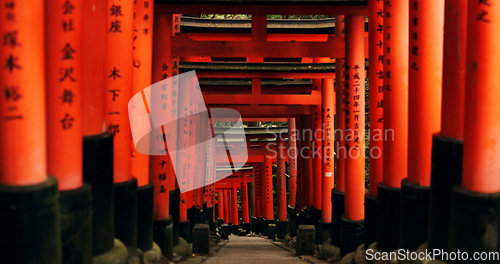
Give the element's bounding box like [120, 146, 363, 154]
[46, 0, 83, 190]
[223, 190, 229, 224]
[82, 0, 107, 136]
[231, 183, 239, 225]
[312, 59, 323, 210]
[368, 0, 384, 196]
[288, 118, 298, 208]
[0, 0, 47, 186]
[218, 191, 225, 220]
[150, 13, 175, 220]
[253, 164, 261, 218]
[241, 175, 250, 224]
[383, 0, 409, 188]
[344, 15, 366, 221]
[301, 115, 313, 207]
[408, 0, 444, 187]
[441, 0, 467, 140]
[263, 156, 274, 220]
[277, 139, 287, 221]
[106, 0, 134, 183]
[463, 0, 500, 193]
[131, 0, 153, 187]
[335, 15, 346, 193]
[322, 76, 335, 222]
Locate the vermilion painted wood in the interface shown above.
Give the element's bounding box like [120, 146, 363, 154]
[463, 0, 500, 193]
[288, 118, 298, 208]
[382, 0, 409, 188]
[440, 0, 467, 140]
[106, 0, 134, 183]
[334, 15, 346, 194]
[253, 164, 261, 218]
[82, 0, 107, 136]
[150, 13, 175, 220]
[262, 157, 274, 220]
[241, 174, 250, 223]
[367, 0, 383, 196]
[155, 4, 368, 16]
[407, 0, 444, 187]
[277, 139, 288, 221]
[344, 15, 366, 221]
[322, 76, 335, 222]
[46, 0, 83, 190]
[312, 59, 324, 210]
[0, 0, 47, 186]
[132, 0, 154, 187]
[231, 183, 239, 224]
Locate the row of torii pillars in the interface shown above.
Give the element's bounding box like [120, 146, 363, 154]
[1, 0, 500, 263]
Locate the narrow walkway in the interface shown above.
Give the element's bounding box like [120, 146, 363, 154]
[203, 235, 311, 264]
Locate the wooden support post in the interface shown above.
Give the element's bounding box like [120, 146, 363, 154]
[218, 191, 225, 221]
[277, 139, 287, 222]
[288, 118, 298, 209]
[311, 59, 324, 211]
[46, 0, 83, 191]
[365, 0, 384, 247]
[0, 0, 47, 186]
[428, 0, 467, 252]
[321, 76, 335, 223]
[106, 0, 134, 184]
[253, 164, 261, 218]
[448, 1, 500, 255]
[241, 174, 250, 224]
[377, 0, 409, 252]
[223, 190, 229, 224]
[263, 156, 274, 220]
[401, 0, 444, 251]
[231, 183, 239, 226]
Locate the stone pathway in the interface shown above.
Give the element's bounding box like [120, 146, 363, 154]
[202, 235, 314, 264]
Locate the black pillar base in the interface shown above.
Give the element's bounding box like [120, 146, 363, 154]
[260, 217, 267, 236]
[231, 224, 239, 235]
[339, 216, 364, 257]
[114, 177, 138, 248]
[449, 185, 500, 263]
[364, 194, 377, 247]
[217, 218, 225, 228]
[242, 222, 251, 233]
[137, 183, 154, 252]
[376, 182, 401, 252]
[261, 218, 276, 236]
[428, 134, 463, 251]
[400, 178, 429, 250]
[83, 133, 114, 255]
[205, 206, 215, 232]
[288, 206, 299, 236]
[277, 220, 289, 239]
[299, 207, 312, 225]
[153, 217, 173, 257]
[169, 189, 180, 246]
[179, 220, 192, 243]
[60, 184, 93, 264]
[251, 217, 260, 234]
[331, 189, 345, 246]
[317, 220, 332, 244]
[0, 177, 62, 264]
[310, 207, 322, 227]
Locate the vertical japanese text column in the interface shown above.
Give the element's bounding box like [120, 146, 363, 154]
[341, 15, 366, 256]
[0, 1, 61, 263]
[311, 62, 323, 214]
[288, 118, 298, 210]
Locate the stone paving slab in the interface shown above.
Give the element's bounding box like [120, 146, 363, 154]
[179, 235, 328, 264]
